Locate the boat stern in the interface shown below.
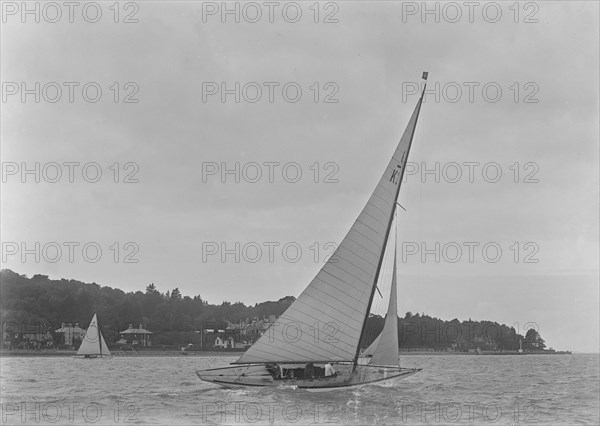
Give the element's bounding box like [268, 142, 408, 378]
[196, 365, 275, 388]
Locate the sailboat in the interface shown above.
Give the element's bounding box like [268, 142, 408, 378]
[76, 313, 111, 358]
[196, 72, 429, 390]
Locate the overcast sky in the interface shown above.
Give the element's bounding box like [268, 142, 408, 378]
[1, 1, 598, 352]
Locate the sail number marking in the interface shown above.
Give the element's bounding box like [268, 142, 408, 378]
[390, 150, 407, 185]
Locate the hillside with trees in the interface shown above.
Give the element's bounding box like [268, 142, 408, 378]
[0, 269, 546, 352]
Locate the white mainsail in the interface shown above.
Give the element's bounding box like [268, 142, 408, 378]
[367, 245, 399, 366]
[236, 92, 425, 364]
[76, 313, 111, 357]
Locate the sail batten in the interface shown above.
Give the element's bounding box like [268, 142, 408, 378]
[318, 270, 366, 295]
[332, 250, 377, 274]
[282, 305, 362, 334]
[339, 235, 380, 260]
[349, 227, 383, 251]
[304, 287, 365, 312]
[326, 253, 376, 279]
[293, 299, 364, 325]
[309, 280, 365, 304]
[235, 92, 425, 365]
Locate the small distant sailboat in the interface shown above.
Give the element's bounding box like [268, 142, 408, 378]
[76, 313, 111, 358]
[197, 73, 430, 390]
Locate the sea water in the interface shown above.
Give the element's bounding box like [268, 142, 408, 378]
[1, 354, 598, 425]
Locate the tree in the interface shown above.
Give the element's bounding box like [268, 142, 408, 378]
[146, 283, 160, 295]
[0, 269, 552, 351]
[524, 328, 546, 350]
[170, 288, 182, 301]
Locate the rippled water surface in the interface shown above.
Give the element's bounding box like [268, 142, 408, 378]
[1, 354, 598, 425]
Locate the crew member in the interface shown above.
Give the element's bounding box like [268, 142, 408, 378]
[325, 362, 336, 376]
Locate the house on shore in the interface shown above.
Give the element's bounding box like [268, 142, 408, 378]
[209, 315, 278, 349]
[2, 322, 54, 349]
[55, 322, 86, 346]
[118, 324, 153, 347]
[214, 335, 242, 349]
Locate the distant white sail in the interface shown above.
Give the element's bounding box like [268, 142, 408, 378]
[236, 97, 424, 364]
[77, 314, 111, 357]
[368, 246, 399, 366]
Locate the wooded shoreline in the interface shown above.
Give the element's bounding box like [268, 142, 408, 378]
[0, 349, 573, 357]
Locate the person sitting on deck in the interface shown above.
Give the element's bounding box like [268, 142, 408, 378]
[304, 362, 315, 378]
[266, 363, 285, 379]
[324, 362, 336, 377]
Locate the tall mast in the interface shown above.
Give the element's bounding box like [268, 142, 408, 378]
[353, 73, 428, 366]
[98, 316, 103, 357]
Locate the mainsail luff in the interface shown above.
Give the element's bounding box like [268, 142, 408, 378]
[98, 316, 103, 357]
[235, 76, 428, 365]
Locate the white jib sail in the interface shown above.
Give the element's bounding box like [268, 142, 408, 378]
[368, 246, 399, 366]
